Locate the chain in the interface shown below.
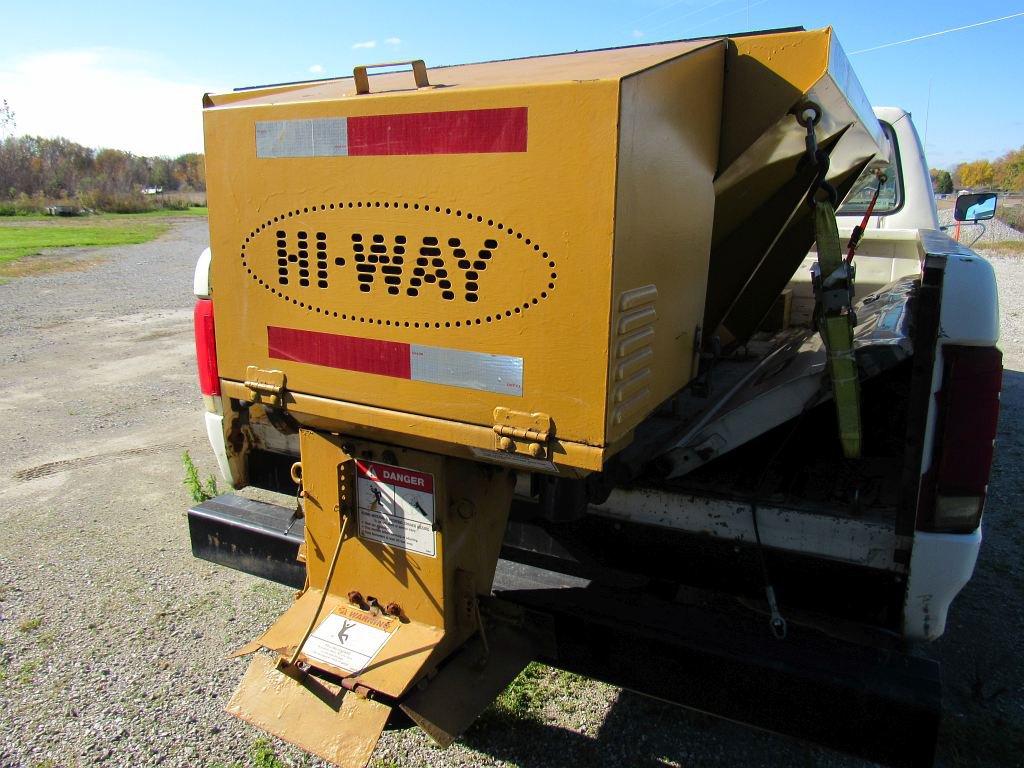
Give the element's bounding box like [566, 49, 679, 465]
[795, 103, 838, 209]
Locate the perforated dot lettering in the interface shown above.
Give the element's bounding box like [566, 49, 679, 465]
[238, 200, 557, 326]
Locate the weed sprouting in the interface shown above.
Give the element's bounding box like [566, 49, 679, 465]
[17, 660, 39, 684]
[182, 450, 219, 503]
[251, 738, 287, 768]
[487, 662, 551, 721]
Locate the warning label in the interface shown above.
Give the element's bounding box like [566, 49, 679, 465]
[356, 461, 436, 557]
[302, 609, 394, 673]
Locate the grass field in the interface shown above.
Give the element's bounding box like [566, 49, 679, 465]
[0, 208, 206, 269]
[0, 223, 167, 263]
[0, 206, 207, 224]
[978, 240, 1024, 255]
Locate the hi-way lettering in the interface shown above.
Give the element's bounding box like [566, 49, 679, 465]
[275, 230, 495, 302]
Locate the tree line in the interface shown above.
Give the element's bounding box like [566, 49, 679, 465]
[931, 145, 1024, 194]
[0, 135, 205, 198]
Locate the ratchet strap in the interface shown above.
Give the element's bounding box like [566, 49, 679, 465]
[813, 202, 861, 458]
[797, 104, 862, 459]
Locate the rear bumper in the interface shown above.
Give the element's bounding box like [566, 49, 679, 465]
[188, 493, 941, 767]
[203, 410, 235, 486]
[188, 494, 304, 588]
[903, 526, 982, 640]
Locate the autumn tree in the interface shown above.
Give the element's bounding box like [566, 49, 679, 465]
[172, 153, 205, 191]
[992, 147, 1024, 192]
[956, 159, 995, 190]
[930, 168, 953, 194]
[0, 99, 14, 139]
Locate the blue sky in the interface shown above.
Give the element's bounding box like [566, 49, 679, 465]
[0, 0, 1021, 168]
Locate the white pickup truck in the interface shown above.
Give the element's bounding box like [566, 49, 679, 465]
[190, 102, 1001, 767]
[618, 106, 1001, 643]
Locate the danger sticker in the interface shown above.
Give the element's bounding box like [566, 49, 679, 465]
[356, 461, 436, 557]
[302, 610, 393, 674]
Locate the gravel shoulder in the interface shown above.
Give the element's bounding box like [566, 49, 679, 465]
[0, 221, 1021, 768]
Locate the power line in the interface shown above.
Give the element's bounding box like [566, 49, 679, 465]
[851, 10, 1024, 54]
[645, 0, 736, 33]
[676, 0, 770, 35]
[627, 0, 695, 27]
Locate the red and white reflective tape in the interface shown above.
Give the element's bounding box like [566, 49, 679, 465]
[267, 326, 523, 396]
[255, 107, 527, 158]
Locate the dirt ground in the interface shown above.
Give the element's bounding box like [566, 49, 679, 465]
[0, 218, 1021, 768]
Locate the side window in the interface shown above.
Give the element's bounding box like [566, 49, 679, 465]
[837, 122, 902, 216]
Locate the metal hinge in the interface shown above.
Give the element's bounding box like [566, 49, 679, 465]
[492, 407, 552, 459]
[244, 365, 287, 405]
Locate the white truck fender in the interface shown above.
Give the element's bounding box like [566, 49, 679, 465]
[193, 247, 212, 299]
[903, 528, 982, 641]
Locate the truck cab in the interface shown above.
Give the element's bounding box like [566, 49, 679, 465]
[791, 106, 942, 324]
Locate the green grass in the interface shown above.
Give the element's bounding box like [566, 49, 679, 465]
[251, 738, 287, 768]
[0, 206, 206, 269]
[18, 617, 41, 633]
[37, 631, 57, 650]
[88, 206, 207, 219]
[17, 660, 39, 685]
[0, 221, 169, 264]
[145, 205, 207, 217]
[0, 206, 207, 221]
[486, 662, 554, 721]
[976, 240, 1024, 255]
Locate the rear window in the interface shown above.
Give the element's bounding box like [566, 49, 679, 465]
[837, 121, 902, 216]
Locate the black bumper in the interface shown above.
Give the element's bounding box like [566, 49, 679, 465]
[187, 494, 940, 767]
[188, 493, 305, 589]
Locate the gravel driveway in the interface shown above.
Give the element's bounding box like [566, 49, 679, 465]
[0, 220, 1020, 768]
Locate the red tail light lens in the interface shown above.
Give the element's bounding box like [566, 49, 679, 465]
[194, 299, 220, 396]
[925, 345, 1002, 532]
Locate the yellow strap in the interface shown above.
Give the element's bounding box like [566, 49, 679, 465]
[814, 202, 843, 275]
[814, 201, 861, 460]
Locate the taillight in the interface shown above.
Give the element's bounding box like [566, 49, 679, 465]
[194, 299, 220, 396]
[922, 345, 1002, 532]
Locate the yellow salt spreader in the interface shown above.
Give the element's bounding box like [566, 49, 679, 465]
[187, 27, 918, 768]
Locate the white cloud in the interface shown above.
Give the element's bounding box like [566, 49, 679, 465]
[352, 40, 377, 49]
[631, 29, 645, 38]
[0, 48, 217, 156]
[384, 37, 401, 46]
[308, 64, 324, 74]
